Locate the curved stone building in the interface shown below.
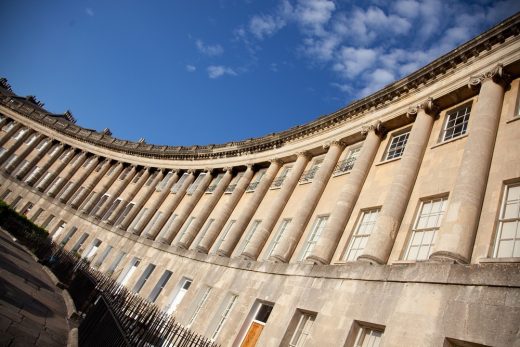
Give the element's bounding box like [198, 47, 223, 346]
[1, 14, 520, 347]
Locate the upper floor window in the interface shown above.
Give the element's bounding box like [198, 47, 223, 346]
[335, 146, 361, 174]
[299, 215, 328, 261]
[187, 172, 207, 195]
[225, 172, 244, 194]
[171, 172, 189, 193]
[119, 166, 132, 180]
[383, 130, 409, 161]
[266, 218, 292, 259]
[271, 166, 292, 189]
[207, 173, 224, 193]
[145, 171, 158, 186]
[440, 102, 471, 142]
[404, 196, 448, 261]
[247, 169, 266, 192]
[493, 183, 520, 258]
[157, 171, 174, 191]
[132, 169, 144, 183]
[343, 208, 380, 262]
[300, 158, 324, 184]
[236, 219, 261, 255]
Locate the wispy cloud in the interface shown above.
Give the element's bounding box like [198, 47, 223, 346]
[185, 65, 196, 72]
[207, 65, 237, 79]
[235, 0, 520, 98]
[85, 8, 94, 16]
[196, 40, 224, 56]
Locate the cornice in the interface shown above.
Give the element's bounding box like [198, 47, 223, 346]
[0, 14, 519, 161]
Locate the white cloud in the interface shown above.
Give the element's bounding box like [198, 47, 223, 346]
[196, 40, 224, 56]
[185, 65, 196, 72]
[333, 47, 378, 78]
[85, 8, 94, 16]
[359, 68, 396, 97]
[294, 0, 336, 36]
[249, 14, 286, 39]
[393, 0, 420, 18]
[207, 65, 237, 79]
[234, 0, 516, 101]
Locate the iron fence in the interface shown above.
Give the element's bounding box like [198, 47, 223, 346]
[36, 242, 220, 347]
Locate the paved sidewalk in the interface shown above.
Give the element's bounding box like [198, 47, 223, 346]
[0, 231, 69, 346]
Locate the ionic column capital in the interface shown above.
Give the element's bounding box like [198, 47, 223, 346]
[469, 63, 511, 90]
[323, 140, 346, 150]
[361, 121, 387, 138]
[297, 151, 311, 159]
[204, 167, 215, 174]
[269, 158, 283, 165]
[223, 166, 234, 173]
[407, 97, 439, 119]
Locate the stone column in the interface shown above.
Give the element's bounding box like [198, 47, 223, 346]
[0, 128, 34, 166]
[69, 159, 110, 209]
[217, 160, 282, 257]
[15, 138, 52, 180]
[158, 170, 214, 244]
[47, 151, 88, 197]
[3, 133, 43, 174]
[132, 171, 180, 235]
[36, 147, 75, 192]
[118, 169, 167, 231]
[0, 122, 22, 148]
[25, 143, 64, 186]
[94, 165, 137, 219]
[196, 166, 255, 253]
[106, 168, 151, 225]
[268, 141, 345, 263]
[306, 123, 386, 264]
[359, 98, 439, 264]
[241, 153, 311, 260]
[59, 156, 100, 203]
[81, 162, 124, 214]
[177, 168, 233, 249]
[141, 171, 195, 239]
[430, 65, 509, 264]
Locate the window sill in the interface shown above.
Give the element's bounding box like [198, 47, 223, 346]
[506, 116, 520, 124]
[376, 157, 401, 166]
[269, 186, 282, 190]
[431, 133, 468, 149]
[298, 180, 313, 185]
[332, 170, 351, 178]
[478, 257, 520, 264]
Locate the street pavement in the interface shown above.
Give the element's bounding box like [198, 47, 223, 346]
[0, 230, 69, 346]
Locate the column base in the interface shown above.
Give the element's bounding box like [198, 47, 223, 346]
[216, 250, 230, 257]
[305, 255, 328, 265]
[357, 254, 385, 265]
[157, 237, 170, 245]
[195, 246, 208, 254]
[240, 252, 256, 261]
[267, 254, 287, 263]
[429, 251, 468, 264]
[176, 241, 188, 250]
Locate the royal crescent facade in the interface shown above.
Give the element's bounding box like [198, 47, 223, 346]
[1, 14, 520, 347]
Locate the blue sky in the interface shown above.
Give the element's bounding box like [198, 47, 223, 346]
[1, 1, 518, 146]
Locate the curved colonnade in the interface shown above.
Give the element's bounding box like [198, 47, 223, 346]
[1, 15, 520, 347]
